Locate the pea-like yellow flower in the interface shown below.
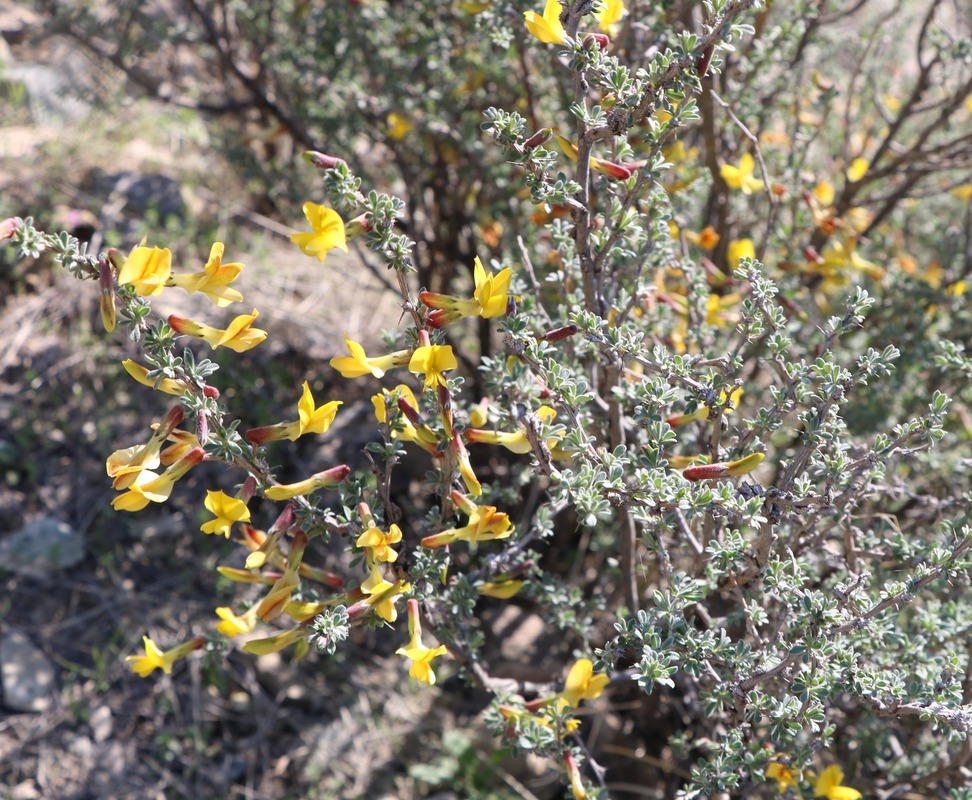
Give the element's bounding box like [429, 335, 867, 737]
[727, 238, 756, 268]
[245, 381, 342, 444]
[681, 452, 764, 481]
[118, 245, 172, 296]
[524, 0, 566, 44]
[200, 490, 251, 538]
[409, 344, 458, 392]
[564, 750, 588, 800]
[479, 580, 524, 599]
[330, 335, 412, 379]
[386, 112, 415, 141]
[167, 242, 244, 307]
[420, 256, 512, 327]
[167, 309, 267, 353]
[243, 625, 308, 655]
[420, 491, 514, 549]
[215, 605, 259, 637]
[291, 202, 348, 262]
[360, 563, 410, 623]
[264, 464, 351, 500]
[814, 765, 861, 800]
[465, 406, 561, 454]
[667, 387, 743, 427]
[121, 359, 187, 396]
[106, 406, 185, 490]
[356, 523, 403, 563]
[111, 446, 205, 512]
[846, 158, 869, 183]
[126, 634, 204, 677]
[597, 0, 626, 35]
[720, 153, 765, 195]
[256, 530, 307, 622]
[396, 599, 448, 685]
[766, 760, 799, 792]
[372, 384, 423, 442]
[561, 658, 610, 707]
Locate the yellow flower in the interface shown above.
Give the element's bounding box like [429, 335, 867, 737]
[264, 464, 350, 500]
[409, 344, 458, 392]
[720, 153, 764, 195]
[117, 245, 172, 296]
[360, 563, 410, 623]
[727, 238, 756, 268]
[247, 382, 342, 444]
[167, 309, 268, 353]
[106, 406, 185, 490]
[465, 406, 561, 454]
[396, 599, 448, 685]
[667, 387, 743, 427]
[766, 761, 799, 792]
[111, 447, 205, 512]
[597, 0, 626, 35]
[296, 382, 341, 436]
[121, 359, 187, 396]
[215, 605, 259, 637]
[200, 490, 251, 538]
[243, 625, 307, 655]
[330, 335, 412, 379]
[356, 523, 403, 563]
[524, 0, 566, 44]
[479, 580, 524, 599]
[846, 157, 869, 182]
[126, 635, 204, 677]
[256, 530, 307, 622]
[420, 256, 512, 326]
[167, 242, 244, 306]
[420, 492, 514, 549]
[290, 202, 348, 262]
[386, 112, 415, 141]
[814, 765, 862, 800]
[561, 658, 610, 707]
[814, 181, 836, 207]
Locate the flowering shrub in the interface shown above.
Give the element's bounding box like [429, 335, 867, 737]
[6, 0, 972, 797]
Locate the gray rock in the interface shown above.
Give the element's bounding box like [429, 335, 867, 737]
[90, 704, 113, 743]
[0, 629, 56, 712]
[0, 515, 86, 573]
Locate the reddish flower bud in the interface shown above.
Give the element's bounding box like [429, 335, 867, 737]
[203, 385, 220, 399]
[541, 324, 578, 342]
[301, 150, 348, 170]
[0, 217, 19, 241]
[803, 246, 824, 263]
[583, 33, 610, 50]
[195, 411, 209, 444]
[523, 128, 553, 149]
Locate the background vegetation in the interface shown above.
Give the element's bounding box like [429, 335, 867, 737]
[2, 0, 971, 798]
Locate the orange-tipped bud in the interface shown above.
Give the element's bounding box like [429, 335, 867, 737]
[682, 452, 764, 481]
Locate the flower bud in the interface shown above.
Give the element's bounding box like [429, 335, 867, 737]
[541, 325, 578, 342]
[345, 212, 372, 239]
[523, 128, 553, 149]
[203, 385, 220, 399]
[0, 217, 19, 241]
[301, 150, 347, 170]
[98, 259, 116, 333]
[583, 33, 610, 50]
